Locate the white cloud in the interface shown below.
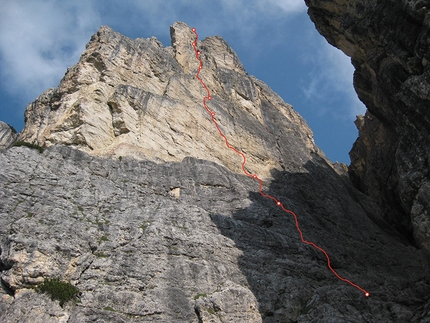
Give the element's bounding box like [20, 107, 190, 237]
[263, 0, 306, 14]
[0, 0, 306, 106]
[0, 0, 360, 124]
[122, 0, 306, 46]
[218, 0, 305, 16]
[0, 0, 100, 101]
[301, 35, 366, 120]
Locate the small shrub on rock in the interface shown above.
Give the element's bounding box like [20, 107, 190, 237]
[36, 278, 80, 307]
[7, 123, 17, 134]
[13, 141, 44, 153]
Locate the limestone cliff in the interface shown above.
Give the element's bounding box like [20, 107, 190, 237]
[19, 22, 317, 180]
[305, 0, 430, 254]
[1, 21, 430, 322]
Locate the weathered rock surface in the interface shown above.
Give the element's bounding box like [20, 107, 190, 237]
[1, 145, 429, 322]
[0, 122, 18, 150]
[1, 21, 430, 322]
[19, 22, 317, 180]
[305, 0, 430, 254]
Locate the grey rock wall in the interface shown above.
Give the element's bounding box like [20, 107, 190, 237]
[1, 145, 429, 322]
[305, 0, 430, 254]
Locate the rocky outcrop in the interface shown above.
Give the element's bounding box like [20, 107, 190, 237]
[305, 0, 430, 253]
[19, 22, 317, 180]
[0, 122, 18, 150]
[1, 144, 429, 322]
[2, 21, 430, 322]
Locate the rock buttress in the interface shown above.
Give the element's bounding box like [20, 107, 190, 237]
[306, 0, 430, 252]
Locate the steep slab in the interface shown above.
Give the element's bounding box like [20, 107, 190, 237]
[0, 145, 429, 322]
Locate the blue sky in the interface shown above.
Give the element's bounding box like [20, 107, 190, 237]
[0, 0, 365, 164]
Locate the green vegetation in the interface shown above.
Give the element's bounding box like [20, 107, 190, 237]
[94, 251, 110, 258]
[99, 235, 110, 242]
[36, 278, 80, 307]
[140, 222, 151, 232]
[13, 141, 44, 153]
[95, 217, 110, 225]
[193, 293, 207, 300]
[7, 123, 17, 134]
[103, 306, 116, 312]
[12, 200, 24, 212]
[118, 156, 123, 161]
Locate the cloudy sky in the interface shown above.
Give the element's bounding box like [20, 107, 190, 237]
[0, 0, 365, 163]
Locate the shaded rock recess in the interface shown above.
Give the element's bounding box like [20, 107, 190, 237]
[306, 0, 430, 254]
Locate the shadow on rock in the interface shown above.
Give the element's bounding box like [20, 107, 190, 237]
[210, 156, 430, 322]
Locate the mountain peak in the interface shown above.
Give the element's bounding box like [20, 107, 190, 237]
[19, 22, 318, 179]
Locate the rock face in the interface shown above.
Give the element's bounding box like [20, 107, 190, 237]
[19, 22, 317, 180]
[0, 122, 18, 150]
[1, 21, 430, 322]
[305, 0, 430, 253]
[0, 145, 428, 322]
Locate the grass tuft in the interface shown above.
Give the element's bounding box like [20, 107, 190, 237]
[194, 293, 207, 300]
[13, 141, 44, 153]
[36, 278, 80, 307]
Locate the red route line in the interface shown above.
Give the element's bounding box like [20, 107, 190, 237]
[191, 27, 370, 298]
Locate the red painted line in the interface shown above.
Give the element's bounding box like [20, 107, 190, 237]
[191, 27, 369, 298]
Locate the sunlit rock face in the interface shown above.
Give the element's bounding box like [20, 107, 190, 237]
[19, 22, 318, 180]
[1, 21, 430, 322]
[306, 0, 430, 255]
